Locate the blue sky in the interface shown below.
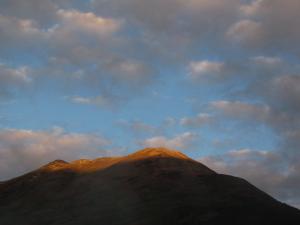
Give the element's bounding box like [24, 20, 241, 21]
[0, 0, 300, 208]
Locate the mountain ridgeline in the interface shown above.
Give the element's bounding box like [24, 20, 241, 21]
[0, 148, 300, 225]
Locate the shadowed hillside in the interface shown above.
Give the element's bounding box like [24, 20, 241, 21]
[0, 147, 300, 225]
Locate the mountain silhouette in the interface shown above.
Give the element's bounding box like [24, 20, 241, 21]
[0, 147, 300, 225]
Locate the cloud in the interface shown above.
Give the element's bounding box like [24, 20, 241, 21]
[211, 100, 271, 122]
[0, 0, 59, 26]
[103, 59, 157, 86]
[0, 6, 159, 107]
[236, 0, 300, 54]
[0, 63, 32, 101]
[93, 0, 240, 30]
[248, 56, 284, 76]
[0, 14, 47, 51]
[7, 0, 294, 108]
[180, 113, 213, 128]
[92, 0, 241, 54]
[210, 99, 299, 140]
[188, 61, 226, 79]
[0, 63, 32, 85]
[68, 95, 119, 108]
[140, 132, 197, 149]
[0, 127, 111, 180]
[0, 9, 118, 56]
[45, 9, 157, 104]
[264, 75, 300, 158]
[251, 56, 282, 66]
[55, 9, 122, 38]
[45, 10, 123, 64]
[269, 75, 300, 112]
[227, 19, 265, 47]
[200, 148, 300, 209]
[186, 59, 250, 83]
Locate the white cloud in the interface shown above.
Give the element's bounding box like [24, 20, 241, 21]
[251, 56, 282, 66]
[55, 9, 122, 38]
[188, 60, 225, 79]
[69, 95, 117, 108]
[140, 132, 197, 149]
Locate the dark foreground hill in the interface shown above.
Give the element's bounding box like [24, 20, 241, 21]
[0, 148, 300, 225]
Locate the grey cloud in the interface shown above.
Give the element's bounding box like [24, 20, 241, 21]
[267, 75, 300, 113]
[234, 0, 300, 55]
[0, 0, 88, 26]
[0, 14, 47, 53]
[210, 100, 299, 138]
[0, 0, 58, 26]
[133, 0, 293, 61]
[250, 75, 300, 156]
[92, 0, 241, 57]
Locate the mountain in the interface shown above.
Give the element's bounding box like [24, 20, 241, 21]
[0, 147, 300, 225]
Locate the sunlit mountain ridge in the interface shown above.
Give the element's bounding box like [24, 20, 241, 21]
[1, 148, 300, 225]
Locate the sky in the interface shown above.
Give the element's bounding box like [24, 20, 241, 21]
[0, 0, 300, 208]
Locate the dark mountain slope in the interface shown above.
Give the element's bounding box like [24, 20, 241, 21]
[0, 147, 300, 225]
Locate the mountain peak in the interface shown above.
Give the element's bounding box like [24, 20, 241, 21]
[128, 147, 190, 160]
[1, 148, 300, 224]
[32, 148, 207, 175]
[42, 159, 69, 170]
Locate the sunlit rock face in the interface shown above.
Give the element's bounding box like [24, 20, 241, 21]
[0, 148, 300, 225]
